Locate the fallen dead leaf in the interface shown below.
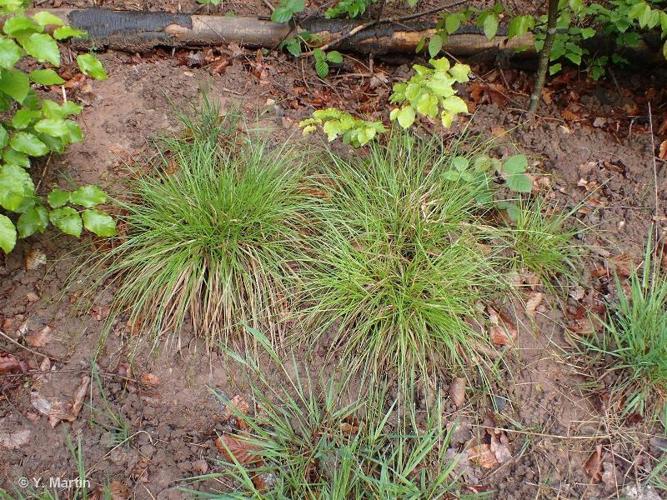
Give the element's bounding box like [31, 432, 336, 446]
[489, 431, 512, 464]
[488, 307, 517, 346]
[0, 352, 27, 375]
[584, 444, 603, 483]
[24, 248, 46, 271]
[215, 434, 262, 465]
[449, 377, 466, 408]
[108, 481, 130, 500]
[31, 375, 90, 427]
[139, 373, 160, 387]
[525, 292, 544, 319]
[659, 140, 666, 160]
[467, 443, 500, 468]
[0, 419, 31, 449]
[26, 325, 52, 348]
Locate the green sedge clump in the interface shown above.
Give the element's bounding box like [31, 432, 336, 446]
[90, 102, 311, 345]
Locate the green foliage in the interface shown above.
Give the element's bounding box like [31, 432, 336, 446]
[91, 101, 310, 344]
[271, 0, 305, 23]
[427, 0, 667, 79]
[390, 57, 471, 129]
[440, 152, 533, 219]
[199, 327, 458, 498]
[278, 31, 316, 56]
[581, 235, 667, 420]
[0, 5, 111, 253]
[298, 133, 512, 386]
[326, 0, 375, 19]
[312, 48, 343, 78]
[299, 108, 385, 147]
[196, 0, 222, 6]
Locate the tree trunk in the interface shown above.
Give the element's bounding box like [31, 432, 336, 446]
[527, 0, 559, 117]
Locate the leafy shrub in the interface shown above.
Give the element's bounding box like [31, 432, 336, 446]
[298, 132, 512, 386]
[201, 328, 457, 498]
[427, 0, 667, 78]
[0, 4, 111, 253]
[581, 236, 667, 420]
[92, 101, 311, 345]
[300, 108, 385, 147]
[390, 57, 471, 129]
[300, 57, 471, 147]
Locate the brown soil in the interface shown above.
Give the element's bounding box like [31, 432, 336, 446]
[2, 2, 667, 498]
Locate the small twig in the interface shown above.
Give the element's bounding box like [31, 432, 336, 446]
[261, 0, 275, 13]
[301, 0, 467, 56]
[0, 329, 62, 361]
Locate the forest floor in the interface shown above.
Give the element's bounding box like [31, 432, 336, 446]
[1, 1, 667, 498]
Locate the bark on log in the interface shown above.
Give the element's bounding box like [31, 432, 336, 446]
[22, 8, 667, 67]
[30, 8, 535, 57]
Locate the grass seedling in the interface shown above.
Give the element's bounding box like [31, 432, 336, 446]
[298, 132, 511, 389]
[510, 198, 581, 287]
[90, 99, 311, 346]
[581, 234, 667, 420]
[190, 327, 458, 498]
[88, 363, 133, 447]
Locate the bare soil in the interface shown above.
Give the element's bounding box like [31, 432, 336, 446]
[2, 2, 667, 498]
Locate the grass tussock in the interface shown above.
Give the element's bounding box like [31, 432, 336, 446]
[299, 133, 511, 385]
[96, 101, 311, 345]
[511, 198, 581, 286]
[196, 328, 457, 498]
[582, 235, 667, 420]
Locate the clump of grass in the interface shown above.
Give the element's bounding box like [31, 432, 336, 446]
[582, 236, 667, 420]
[509, 198, 581, 285]
[94, 101, 310, 345]
[193, 328, 458, 498]
[299, 132, 511, 386]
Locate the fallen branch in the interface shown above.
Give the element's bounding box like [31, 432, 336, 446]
[300, 0, 469, 55]
[21, 8, 667, 65]
[29, 8, 535, 57]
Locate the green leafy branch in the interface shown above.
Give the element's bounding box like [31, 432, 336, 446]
[389, 57, 471, 129]
[300, 109, 386, 147]
[0, 6, 113, 253]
